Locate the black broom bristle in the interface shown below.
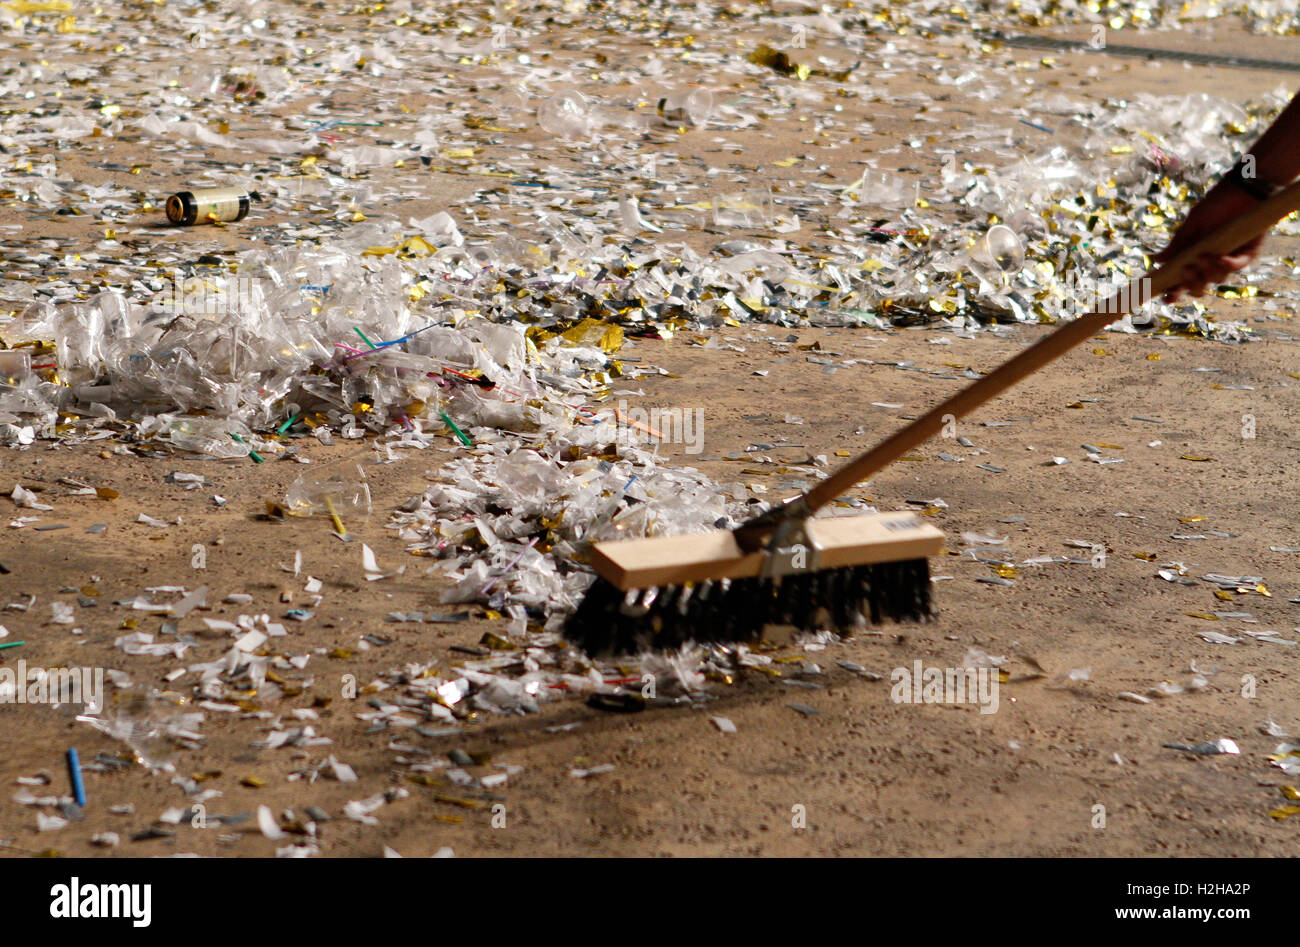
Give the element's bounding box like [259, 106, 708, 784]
[563, 558, 934, 656]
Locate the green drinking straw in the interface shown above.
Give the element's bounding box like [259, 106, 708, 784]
[275, 412, 301, 436]
[229, 432, 263, 463]
[439, 408, 472, 447]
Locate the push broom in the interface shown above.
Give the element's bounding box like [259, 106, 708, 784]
[565, 181, 1300, 655]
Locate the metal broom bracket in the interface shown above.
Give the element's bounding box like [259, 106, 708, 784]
[761, 514, 823, 579]
[733, 496, 823, 578]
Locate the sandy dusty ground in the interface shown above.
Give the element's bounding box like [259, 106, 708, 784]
[2, 3, 1300, 858]
[7, 319, 1300, 857]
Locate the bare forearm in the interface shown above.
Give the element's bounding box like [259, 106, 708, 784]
[1153, 90, 1299, 300]
[1245, 92, 1300, 186]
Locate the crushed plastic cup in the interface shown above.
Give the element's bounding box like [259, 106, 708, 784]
[164, 417, 252, 459]
[658, 88, 713, 127]
[0, 349, 31, 382]
[494, 88, 528, 116]
[713, 186, 775, 229]
[465, 245, 498, 268]
[854, 169, 916, 209]
[592, 100, 651, 134]
[537, 90, 592, 139]
[78, 690, 202, 773]
[284, 457, 373, 520]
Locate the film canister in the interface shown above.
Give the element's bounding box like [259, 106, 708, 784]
[165, 187, 251, 226]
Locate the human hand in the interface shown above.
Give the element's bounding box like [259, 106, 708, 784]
[1151, 182, 1264, 303]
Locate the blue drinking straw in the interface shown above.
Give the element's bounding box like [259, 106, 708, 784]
[66, 748, 86, 807]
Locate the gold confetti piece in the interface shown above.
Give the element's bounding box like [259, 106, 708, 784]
[399, 235, 436, 256]
[433, 794, 486, 809]
[1092, 348, 1111, 356]
[560, 318, 624, 353]
[1185, 612, 1219, 621]
[898, 455, 925, 462]
[1095, 443, 1123, 450]
[329, 647, 352, 659]
[1179, 455, 1212, 462]
[1179, 516, 1206, 523]
[1131, 552, 1157, 561]
[772, 157, 801, 168]
[479, 632, 517, 651]
[1, 0, 73, 11]
[1146, 353, 1161, 360]
[747, 44, 812, 80]
[120, 618, 138, 629]
[1256, 584, 1272, 597]
[1214, 590, 1235, 602]
[1066, 402, 1085, 409]
[994, 564, 1018, 579]
[95, 486, 119, 500]
[80, 586, 99, 597]
[240, 776, 266, 788]
[1269, 805, 1300, 820]
[1282, 786, 1300, 801]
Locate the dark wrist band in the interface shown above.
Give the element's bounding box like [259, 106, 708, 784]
[1224, 157, 1282, 201]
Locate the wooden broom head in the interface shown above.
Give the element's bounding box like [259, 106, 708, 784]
[589, 511, 944, 590]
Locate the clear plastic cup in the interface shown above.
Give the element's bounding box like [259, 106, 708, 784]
[712, 186, 775, 228]
[284, 457, 372, 520]
[0, 349, 31, 382]
[658, 88, 713, 127]
[164, 417, 251, 459]
[982, 224, 1025, 273]
[537, 89, 592, 139]
[968, 224, 1025, 286]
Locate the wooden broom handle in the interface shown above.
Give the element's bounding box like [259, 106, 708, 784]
[790, 180, 1300, 516]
